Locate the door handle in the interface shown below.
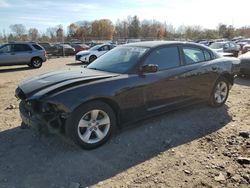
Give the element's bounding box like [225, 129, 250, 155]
[10, 53, 15, 55]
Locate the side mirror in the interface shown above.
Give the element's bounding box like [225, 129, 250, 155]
[141, 64, 158, 73]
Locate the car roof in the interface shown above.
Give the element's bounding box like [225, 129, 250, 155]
[124, 41, 208, 49]
[8, 41, 37, 44]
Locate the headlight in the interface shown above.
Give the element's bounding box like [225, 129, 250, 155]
[83, 53, 90, 56]
[41, 103, 56, 113]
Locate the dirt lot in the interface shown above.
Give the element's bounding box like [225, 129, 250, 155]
[0, 57, 249, 188]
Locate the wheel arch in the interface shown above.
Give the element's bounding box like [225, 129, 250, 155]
[73, 97, 122, 128]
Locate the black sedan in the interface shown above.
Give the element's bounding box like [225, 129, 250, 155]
[209, 41, 240, 57]
[15, 41, 240, 149]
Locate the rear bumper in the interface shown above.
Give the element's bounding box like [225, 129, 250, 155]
[42, 56, 47, 62]
[240, 68, 250, 75]
[240, 60, 250, 75]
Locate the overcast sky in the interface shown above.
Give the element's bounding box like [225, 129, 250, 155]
[0, 0, 250, 33]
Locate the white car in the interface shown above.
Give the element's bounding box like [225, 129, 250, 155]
[75, 44, 114, 63]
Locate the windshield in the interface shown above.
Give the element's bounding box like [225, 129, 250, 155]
[210, 43, 224, 49]
[87, 46, 148, 74]
[89, 45, 102, 51]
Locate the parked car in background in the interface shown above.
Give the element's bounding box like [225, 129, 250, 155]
[241, 44, 250, 54]
[54, 44, 75, 56]
[71, 43, 90, 53]
[38, 42, 58, 56]
[239, 51, 250, 76]
[0, 42, 46, 68]
[209, 41, 240, 57]
[16, 41, 240, 149]
[76, 43, 115, 63]
[197, 40, 213, 46]
[235, 38, 250, 50]
[85, 42, 103, 48]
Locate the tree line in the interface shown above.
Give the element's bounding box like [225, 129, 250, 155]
[1, 15, 250, 43]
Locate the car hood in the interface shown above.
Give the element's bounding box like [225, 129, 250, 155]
[17, 68, 119, 99]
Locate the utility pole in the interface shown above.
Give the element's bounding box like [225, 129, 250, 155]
[62, 29, 65, 57]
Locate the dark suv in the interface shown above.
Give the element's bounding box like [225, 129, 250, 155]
[0, 42, 47, 68]
[38, 42, 58, 56]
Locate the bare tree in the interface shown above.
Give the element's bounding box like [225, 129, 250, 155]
[46, 27, 57, 42]
[28, 28, 39, 41]
[9, 24, 26, 40]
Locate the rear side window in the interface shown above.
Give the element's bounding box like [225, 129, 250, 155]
[144, 46, 180, 70]
[13, 44, 32, 52]
[183, 47, 205, 64]
[204, 50, 212, 61]
[32, 44, 43, 50]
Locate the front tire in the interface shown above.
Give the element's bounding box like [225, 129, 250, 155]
[89, 55, 97, 63]
[209, 77, 230, 107]
[65, 101, 116, 149]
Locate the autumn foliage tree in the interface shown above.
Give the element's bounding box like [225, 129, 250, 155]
[2, 15, 250, 43]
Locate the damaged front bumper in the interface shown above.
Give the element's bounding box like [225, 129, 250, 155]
[19, 100, 66, 134]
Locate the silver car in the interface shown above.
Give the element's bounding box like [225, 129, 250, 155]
[0, 42, 47, 68]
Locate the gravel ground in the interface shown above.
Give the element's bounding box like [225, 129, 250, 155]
[0, 57, 249, 188]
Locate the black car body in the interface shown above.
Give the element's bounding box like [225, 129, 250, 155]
[54, 44, 75, 56]
[16, 41, 240, 149]
[38, 42, 58, 56]
[239, 51, 250, 75]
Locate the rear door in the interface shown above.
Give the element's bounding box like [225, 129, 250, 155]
[12, 44, 33, 64]
[181, 45, 218, 100]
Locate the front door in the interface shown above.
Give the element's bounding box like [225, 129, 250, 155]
[142, 45, 190, 111]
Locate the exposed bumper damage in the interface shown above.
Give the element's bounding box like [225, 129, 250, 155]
[19, 99, 66, 134]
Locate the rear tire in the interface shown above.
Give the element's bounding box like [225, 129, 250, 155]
[31, 57, 42, 68]
[209, 77, 230, 107]
[65, 101, 116, 149]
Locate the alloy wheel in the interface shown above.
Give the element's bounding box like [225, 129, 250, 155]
[77, 109, 110, 144]
[214, 81, 228, 104]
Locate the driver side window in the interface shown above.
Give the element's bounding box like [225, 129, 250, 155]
[99, 45, 109, 51]
[143, 46, 180, 71]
